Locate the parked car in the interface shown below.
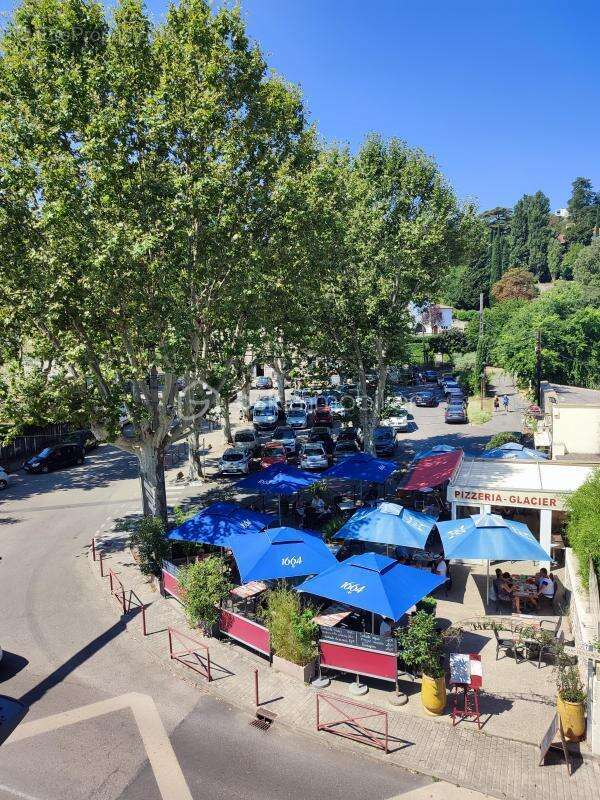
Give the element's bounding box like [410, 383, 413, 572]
[336, 427, 363, 448]
[308, 428, 335, 455]
[313, 406, 333, 427]
[272, 426, 297, 455]
[255, 376, 273, 390]
[24, 443, 85, 473]
[260, 442, 287, 469]
[287, 398, 307, 413]
[414, 390, 438, 407]
[299, 441, 329, 471]
[372, 426, 397, 457]
[219, 447, 251, 475]
[445, 387, 466, 405]
[442, 380, 461, 394]
[380, 408, 409, 433]
[61, 429, 99, 452]
[333, 440, 360, 463]
[438, 372, 455, 387]
[445, 403, 468, 424]
[422, 370, 438, 382]
[252, 402, 279, 432]
[233, 429, 261, 456]
[0, 466, 15, 490]
[286, 408, 308, 429]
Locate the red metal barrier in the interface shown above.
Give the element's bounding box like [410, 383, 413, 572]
[316, 692, 389, 753]
[99, 550, 106, 577]
[219, 609, 271, 658]
[168, 627, 211, 682]
[108, 569, 127, 614]
[126, 590, 147, 636]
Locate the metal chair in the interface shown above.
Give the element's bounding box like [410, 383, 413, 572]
[494, 628, 523, 662]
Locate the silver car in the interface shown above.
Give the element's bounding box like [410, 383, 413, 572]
[287, 408, 308, 429]
[219, 448, 251, 475]
[272, 426, 297, 455]
[233, 429, 260, 456]
[299, 442, 329, 470]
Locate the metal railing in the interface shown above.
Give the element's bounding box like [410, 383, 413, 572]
[316, 692, 389, 753]
[168, 627, 211, 682]
[0, 424, 71, 465]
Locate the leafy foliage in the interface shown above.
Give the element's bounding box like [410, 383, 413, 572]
[491, 268, 538, 302]
[128, 517, 169, 577]
[485, 431, 522, 450]
[397, 610, 446, 678]
[573, 238, 600, 303]
[261, 587, 317, 665]
[566, 469, 600, 588]
[179, 556, 232, 629]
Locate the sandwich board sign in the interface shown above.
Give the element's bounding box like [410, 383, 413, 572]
[539, 713, 571, 776]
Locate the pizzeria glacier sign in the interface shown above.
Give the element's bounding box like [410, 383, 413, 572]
[449, 488, 566, 511]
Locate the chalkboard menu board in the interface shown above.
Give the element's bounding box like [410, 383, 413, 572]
[320, 626, 397, 654]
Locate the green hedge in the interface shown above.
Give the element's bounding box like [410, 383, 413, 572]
[566, 469, 600, 588]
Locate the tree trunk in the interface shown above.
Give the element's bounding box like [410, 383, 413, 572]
[270, 358, 287, 407]
[374, 337, 387, 422]
[239, 367, 252, 422]
[356, 359, 374, 455]
[221, 396, 232, 443]
[187, 425, 204, 482]
[138, 439, 168, 526]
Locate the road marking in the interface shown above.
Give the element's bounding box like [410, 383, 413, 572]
[0, 784, 46, 800]
[7, 693, 192, 800]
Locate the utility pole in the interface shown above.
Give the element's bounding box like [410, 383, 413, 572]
[535, 330, 542, 406]
[479, 292, 484, 410]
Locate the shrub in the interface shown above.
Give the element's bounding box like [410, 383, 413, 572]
[566, 469, 600, 588]
[320, 515, 346, 543]
[179, 556, 232, 630]
[416, 595, 437, 615]
[128, 517, 169, 577]
[556, 662, 586, 703]
[261, 587, 317, 665]
[484, 431, 522, 450]
[396, 610, 445, 678]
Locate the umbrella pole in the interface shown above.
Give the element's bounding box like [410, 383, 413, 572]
[486, 560, 490, 605]
[372, 612, 375, 634]
[278, 496, 282, 525]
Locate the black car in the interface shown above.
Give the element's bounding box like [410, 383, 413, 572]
[445, 388, 466, 405]
[24, 444, 85, 473]
[308, 430, 335, 455]
[422, 370, 438, 382]
[336, 427, 363, 448]
[332, 440, 360, 463]
[414, 390, 438, 407]
[61, 429, 98, 452]
[372, 426, 396, 457]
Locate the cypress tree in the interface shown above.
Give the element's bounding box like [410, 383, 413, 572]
[527, 191, 552, 281]
[509, 195, 531, 268]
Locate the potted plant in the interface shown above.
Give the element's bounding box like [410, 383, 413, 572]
[416, 595, 437, 616]
[556, 654, 586, 741]
[179, 555, 232, 637]
[261, 587, 318, 683]
[397, 610, 447, 714]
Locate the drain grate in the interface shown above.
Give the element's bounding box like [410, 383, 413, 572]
[249, 716, 273, 731]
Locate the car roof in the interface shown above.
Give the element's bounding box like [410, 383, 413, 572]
[224, 447, 246, 454]
[264, 441, 285, 449]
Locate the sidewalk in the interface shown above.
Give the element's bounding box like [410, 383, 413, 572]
[89, 523, 600, 800]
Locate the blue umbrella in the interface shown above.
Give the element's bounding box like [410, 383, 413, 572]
[235, 463, 321, 495]
[228, 526, 337, 583]
[167, 502, 273, 546]
[321, 452, 397, 483]
[436, 512, 550, 601]
[334, 502, 436, 549]
[480, 442, 548, 461]
[296, 552, 445, 622]
[412, 444, 458, 463]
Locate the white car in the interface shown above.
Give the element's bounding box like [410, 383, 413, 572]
[0, 467, 15, 490]
[381, 409, 410, 433]
[219, 448, 251, 476]
[299, 442, 329, 471]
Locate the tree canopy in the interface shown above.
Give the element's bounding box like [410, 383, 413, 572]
[491, 268, 538, 303]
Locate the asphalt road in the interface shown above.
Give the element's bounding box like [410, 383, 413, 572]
[0, 446, 429, 800]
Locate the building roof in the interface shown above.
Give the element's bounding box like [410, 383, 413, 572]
[450, 457, 594, 496]
[541, 381, 600, 408]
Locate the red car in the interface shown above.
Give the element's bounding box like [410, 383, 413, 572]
[313, 406, 333, 426]
[260, 442, 288, 469]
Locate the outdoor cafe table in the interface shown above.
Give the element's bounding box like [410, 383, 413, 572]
[313, 604, 353, 628]
[230, 581, 268, 600]
[511, 575, 538, 600]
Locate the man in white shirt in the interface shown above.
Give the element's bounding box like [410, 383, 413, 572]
[434, 558, 447, 578]
[537, 568, 555, 599]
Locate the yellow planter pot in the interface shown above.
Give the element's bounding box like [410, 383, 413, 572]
[421, 674, 446, 715]
[557, 695, 586, 741]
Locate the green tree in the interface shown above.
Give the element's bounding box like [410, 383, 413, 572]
[566, 178, 599, 246]
[566, 469, 600, 588]
[0, 0, 308, 523]
[179, 556, 232, 630]
[527, 191, 552, 280]
[509, 195, 531, 268]
[491, 268, 538, 302]
[572, 238, 600, 302]
[547, 237, 565, 280]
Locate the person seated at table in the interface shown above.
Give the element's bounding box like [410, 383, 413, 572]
[537, 568, 555, 602]
[500, 572, 522, 613]
[432, 557, 447, 578]
[311, 495, 328, 517]
[492, 568, 503, 597]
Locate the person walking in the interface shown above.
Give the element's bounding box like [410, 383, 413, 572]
[502, 393, 509, 413]
[493, 395, 500, 413]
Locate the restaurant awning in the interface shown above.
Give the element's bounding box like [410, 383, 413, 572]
[321, 453, 397, 483]
[401, 449, 463, 491]
[235, 463, 320, 495]
[167, 502, 274, 546]
[334, 502, 436, 549]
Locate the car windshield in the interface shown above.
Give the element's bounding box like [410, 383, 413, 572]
[37, 448, 52, 458]
[373, 428, 392, 439]
[447, 406, 464, 413]
[418, 391, 433, 398]
[275, 428, 294, 438]
[235, 433, 254, 442]
[304, 445, 324, 456]
[223, 451, 244, 461]
[256, 408, 275, 417]
[266, 447, 285, 457]
[335, 443, 356, 453]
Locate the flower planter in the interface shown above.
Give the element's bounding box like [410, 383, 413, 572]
[421, 674, 446, 715]
[272, 654, 316, 684]
[557, 695, 586, 741]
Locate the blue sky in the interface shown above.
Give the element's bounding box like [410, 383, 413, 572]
[2, 0, 598, 210]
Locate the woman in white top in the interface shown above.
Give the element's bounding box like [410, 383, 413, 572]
[434, 557, 447, 578]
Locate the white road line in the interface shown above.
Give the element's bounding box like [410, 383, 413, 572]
[7, 693, 192, 800]
[0, 783, 46, 800]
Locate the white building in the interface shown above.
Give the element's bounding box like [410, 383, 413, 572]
[554, 208, 569, 218]
[408, 302, 453, 335]
[536, 382, 600, 459]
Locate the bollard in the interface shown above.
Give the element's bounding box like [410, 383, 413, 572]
[140, 602, 147, 636]
[91, 538, 96, 561]
[99, 551, 105, 577]
[254, 669, 259, 707]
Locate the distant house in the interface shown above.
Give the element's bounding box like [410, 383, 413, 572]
[554, 208, 569, 219]
[408, 302, 453, 335]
